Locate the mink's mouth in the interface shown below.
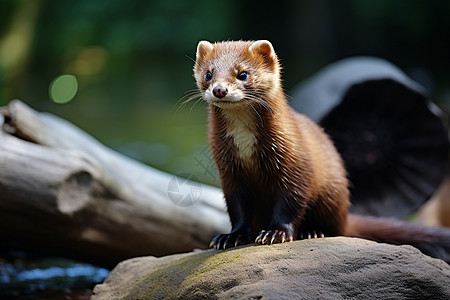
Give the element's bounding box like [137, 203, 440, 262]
[210, 99, 245, 107]
[214, 100, 238, 104]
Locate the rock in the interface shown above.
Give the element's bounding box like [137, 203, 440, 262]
[92, 237, 450, 299]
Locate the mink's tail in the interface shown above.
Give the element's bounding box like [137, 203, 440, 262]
[345, 214, 450, 263]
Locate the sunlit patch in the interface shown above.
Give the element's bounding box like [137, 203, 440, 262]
[65, 46, 108, 76]
[49, 74, 78, 104]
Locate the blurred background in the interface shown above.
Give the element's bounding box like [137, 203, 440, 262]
[1, 0, 450, 188]
[2, 1, 450, 298]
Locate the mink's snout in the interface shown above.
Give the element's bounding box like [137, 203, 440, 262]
[213, 86, 228, 98]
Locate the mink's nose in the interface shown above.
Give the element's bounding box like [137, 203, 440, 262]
[213, 86, 228, 98]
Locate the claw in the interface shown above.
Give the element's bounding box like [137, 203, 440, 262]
[270, 232, 277, 244]
[299, 230, 325, 240]
[281, 232, 286, 243]
[256, 230, 292, 245]
[255, 230, 266, 244]
[210, 232, 251, 250]
[261, 231, 271, 244]
[270, 231, 285, 244]
[234, 235, 241, 247]
[223, 236, 230, 249]
[209, 235, 219, 249]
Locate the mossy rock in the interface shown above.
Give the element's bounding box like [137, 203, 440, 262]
[93, 237, 450, 299]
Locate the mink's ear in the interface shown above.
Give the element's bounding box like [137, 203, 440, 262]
[196, 41, 214, 62]
[249, 40, 276, 65]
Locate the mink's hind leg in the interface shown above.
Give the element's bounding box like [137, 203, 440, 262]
[296, 194, 348, 240]
[298, 230, 325, 239]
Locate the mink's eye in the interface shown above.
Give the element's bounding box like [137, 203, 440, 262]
[205, 71, 213, 82]
[237, 71, 248, 81]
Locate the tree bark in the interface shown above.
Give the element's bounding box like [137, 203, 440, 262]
[0, 100, 230, 268]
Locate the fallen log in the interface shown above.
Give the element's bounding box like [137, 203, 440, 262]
[0, 100, 230, 268]
[291, 57, 449, 218]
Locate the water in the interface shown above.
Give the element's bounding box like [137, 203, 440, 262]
[0, 256, 109, 299]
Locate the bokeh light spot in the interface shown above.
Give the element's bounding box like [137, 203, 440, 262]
[49, 74, 78, 104]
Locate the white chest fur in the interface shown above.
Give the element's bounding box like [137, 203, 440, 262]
[223, 111, 257, 162]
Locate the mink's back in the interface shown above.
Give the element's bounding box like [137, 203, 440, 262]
[292, 110, 349, 198]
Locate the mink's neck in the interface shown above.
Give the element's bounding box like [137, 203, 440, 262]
[208, 87, 296, 167]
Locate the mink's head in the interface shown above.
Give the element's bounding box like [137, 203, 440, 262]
[193, 40, 282, 110]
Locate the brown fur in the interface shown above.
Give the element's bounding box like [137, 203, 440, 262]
[194, 40, 450, 263]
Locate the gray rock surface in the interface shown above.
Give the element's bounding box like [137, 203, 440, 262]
[92, 237, 450, 299]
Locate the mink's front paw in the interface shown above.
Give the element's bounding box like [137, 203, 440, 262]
[210, 232, 251, 250]
[255, 230, 294, 245]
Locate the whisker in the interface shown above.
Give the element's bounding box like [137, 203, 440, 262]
[178, 89, 200, 102]
[245, 96, 273, 115]
[189, 97, 206, 112]
[185, 55, 196, 64]
[176, 89, 204, 112]
[244, 89, 276, 114]
[249, 102, 264, 126]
